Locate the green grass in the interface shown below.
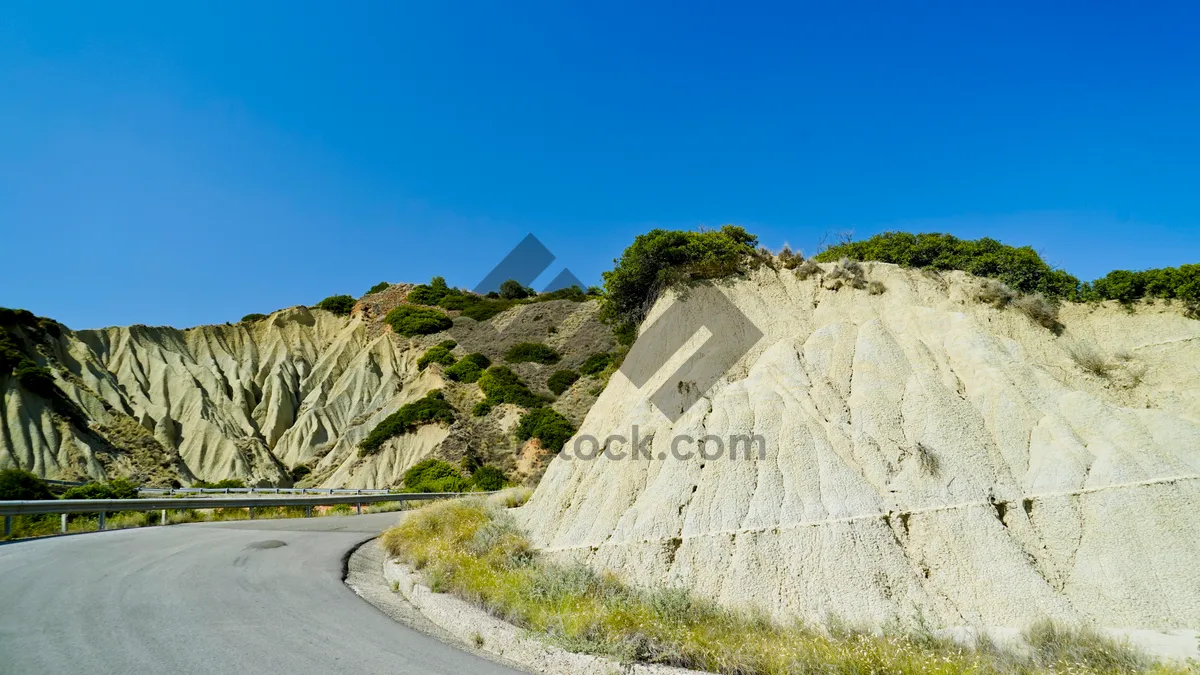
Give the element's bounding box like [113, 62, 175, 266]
[383, 499, 1188, 675]
[503, 342, 561, 365]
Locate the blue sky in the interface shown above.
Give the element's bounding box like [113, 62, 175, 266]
[2, 1, 1198, 329]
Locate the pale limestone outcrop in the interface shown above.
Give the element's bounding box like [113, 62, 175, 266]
[517, 263, 1200, 632]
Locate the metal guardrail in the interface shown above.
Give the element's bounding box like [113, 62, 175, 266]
[136, 487, 391, 496]
[0, 492, 480, 537]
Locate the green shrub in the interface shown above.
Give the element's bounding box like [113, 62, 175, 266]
[62, 478, 140, 500]
[385, 306, 453, 337]
[578, 353, 612, 376]
[815, 232, 1081, 298]
[472, 401, 493, 416]
[601, 225, 759, 329]
[360, 391, 456, 455]
[470, 465, 507, 491]
[547, 370, 580, 395]
[402, 458, 470, 493]
[240, 313, 268, 323]
[1085, 264, 1200, 304]
[504, 342, 560, 365]
[499, 279, 534, 300]
[0, 468, 54, 501]
[478, 366, 543, 408]
[191, 478, 246, 489]
[417, 345, 457, 371]
[366, 281, 391, 295]
[445, 353, 490, 383]
[515, 407, 576, 453]
[290, 464, 311, 482]
[315, 295, 356, 316]
[14, 363, 56, 398]
[406, 276, 454, 305]
[532, 285, 587, 302]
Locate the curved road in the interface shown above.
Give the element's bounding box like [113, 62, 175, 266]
[0, 513, 524, 675]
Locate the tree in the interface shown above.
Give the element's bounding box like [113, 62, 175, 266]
[499, 279, 534, 300]
[316, 295, 356, 316]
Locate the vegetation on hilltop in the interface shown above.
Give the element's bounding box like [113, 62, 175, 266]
[366, 281, 391, 295]
[815, 232, 1081, 298]
[385, 305, 454, 337]
[315, 295, 355, 316]
[600, 225, 760, 330]
[815, 231, 1199, 315]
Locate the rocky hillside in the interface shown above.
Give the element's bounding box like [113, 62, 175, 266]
[0, 286, 616, 488]
[516, 260, 1200, 633]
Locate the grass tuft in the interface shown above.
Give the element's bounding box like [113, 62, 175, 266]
[381, 500, 1184, 674]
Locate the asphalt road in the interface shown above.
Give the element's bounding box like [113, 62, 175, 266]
[0, 513, 524, 675]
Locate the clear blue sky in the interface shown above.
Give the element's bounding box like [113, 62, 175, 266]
[2, 2, 1198, 329]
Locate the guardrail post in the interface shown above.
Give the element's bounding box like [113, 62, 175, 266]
[304, 505, 312, 518]
[356, 503, 362, 515]
[98, 512, 106, 531]
[249, 506, 255, 520]
[161, 510, 167, 526]
[4, 515, 11, 537]
[61, 513, 67, 533]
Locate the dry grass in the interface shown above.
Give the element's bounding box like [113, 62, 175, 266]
[1013, 293, 1063, 333]
[1068, 343, 1116, 378]
[778, 246, 804, 270]
[868, 280, 887, 295]
[977, 280, 1017, 308]
[794, 258, 822, 280]
[382, 499, 1187, 674]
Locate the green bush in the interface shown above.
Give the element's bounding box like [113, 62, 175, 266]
[385, 306, 453, 337]
[601, 225, 759, 329]
[14, 363, 56, 399]
[240, 313, 268, 323]
[417, 345, 457, 371]
[499, 279, 534, 300]
[1085, 264, 1200, 304]
[815, 232, 1081, 298]
[579, 353, 612, 376]
[445, 353, 490, 383]
[290, 464, 311, 482]
[547, 370, 580, 395]
[360, 391, 456, 455]
[62, 478, 140, 500]
[532, 285, 587, 303]
[315, 295, 356, 316]
[402, 458, 470, 493]
[472, 401, 493, 416]
[470, 465, 507, 491]
[191, 478, 246, 489]
[515, 407, 576, 453]
[366, 281, 391, 295]
[0, 468, 54, 501]
[478, 366, 543, 408]
[504, 342, 561, 365]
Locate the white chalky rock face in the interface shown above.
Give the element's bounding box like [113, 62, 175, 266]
[517, 262, 1200, 631]
[1, 298, 612, 488]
